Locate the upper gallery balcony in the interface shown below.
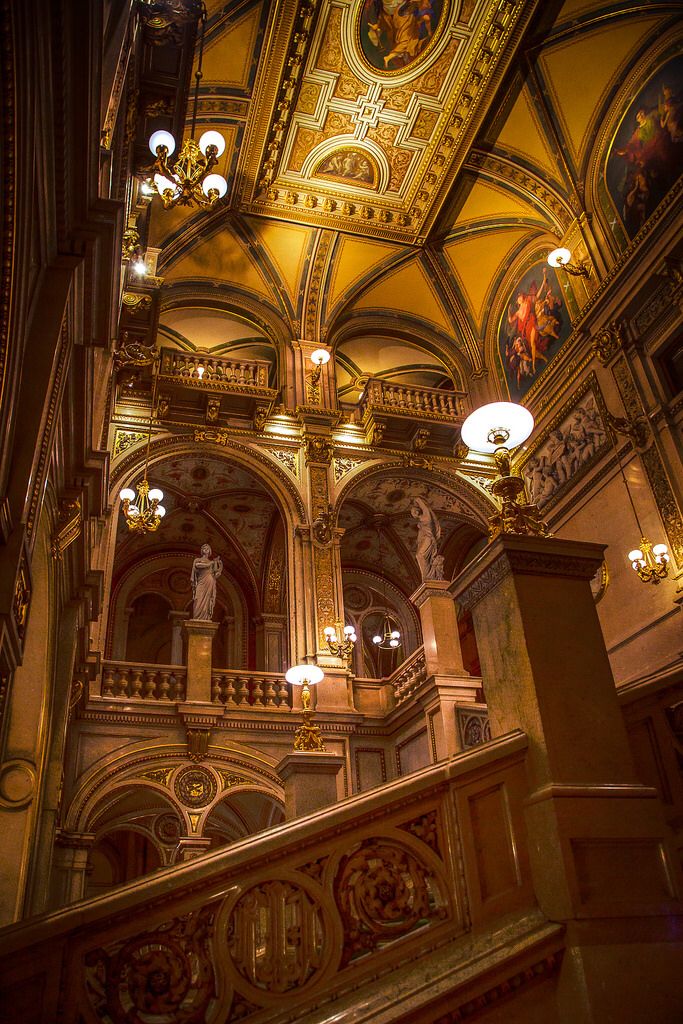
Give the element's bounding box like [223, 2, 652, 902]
[358, 377, 466, 452]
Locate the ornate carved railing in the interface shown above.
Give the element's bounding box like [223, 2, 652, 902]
[390, 646, 428, 705]
[212, 669, 291, 708]
[0, 733, 540, 1024]
[361, 378, 465, 420]
[100, 660, 187, 701]
[159, 347, 272, 390]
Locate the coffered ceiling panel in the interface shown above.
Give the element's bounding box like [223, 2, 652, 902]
[236, 0, 540, 242]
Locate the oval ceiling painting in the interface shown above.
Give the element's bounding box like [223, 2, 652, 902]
[356, 0, 448, 76]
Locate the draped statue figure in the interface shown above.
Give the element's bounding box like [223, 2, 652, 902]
[191, 543, 223, 620]
[410, 498, 444, 581]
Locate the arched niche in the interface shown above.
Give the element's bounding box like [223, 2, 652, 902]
[107, 443, 302, 670]
[335, 464, 490, 679]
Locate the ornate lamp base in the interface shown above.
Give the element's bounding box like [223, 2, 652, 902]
[488, 452, 549, 540]
[294, 711, 326, 752]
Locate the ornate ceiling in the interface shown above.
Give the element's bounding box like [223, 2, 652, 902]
[147, 0, 681, 399]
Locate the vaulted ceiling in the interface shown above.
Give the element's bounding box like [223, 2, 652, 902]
[147, 0, 682, 402]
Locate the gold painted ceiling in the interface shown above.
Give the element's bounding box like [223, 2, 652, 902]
[147, 0, 683, 402]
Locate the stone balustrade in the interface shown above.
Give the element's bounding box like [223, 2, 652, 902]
[362, 377, 465, 419]
[211, 669, 291, 708]
[0, 732, 541, 1023]
[389, 646, 428, 705]
[101, 661, 187, 701]
[159, 348, 271, 389]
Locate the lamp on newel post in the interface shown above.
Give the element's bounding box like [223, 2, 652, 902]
[285, 664, 325, 751]
[460, 401, 548, 539]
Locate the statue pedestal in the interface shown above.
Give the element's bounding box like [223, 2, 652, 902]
[183, 620, 219, 703]
[277, 752, 344, 819]
[411, 580, 469, 677]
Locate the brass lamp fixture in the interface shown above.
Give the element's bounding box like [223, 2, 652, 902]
[285, 664, 325, 751]
[324, 622, 357, 662]
[613, 445, 670, 585]
[547, 246, 590, 279]
[140, 8, 228, 209]
[310, 348, 330, 386]
[119, 365, 166, 533]
[461, 401, 548, 539]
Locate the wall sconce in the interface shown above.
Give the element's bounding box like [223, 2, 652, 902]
[285, 664, 325, 751]
[309, 348, 330, 393]
[547, 247, 590, 278]
[461, 401, 548, 539]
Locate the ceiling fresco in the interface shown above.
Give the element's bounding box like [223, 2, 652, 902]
[143, 0, 682, 405]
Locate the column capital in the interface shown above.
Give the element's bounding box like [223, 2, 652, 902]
[410, 578, 452, 608]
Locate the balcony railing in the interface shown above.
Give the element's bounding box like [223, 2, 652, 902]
[159, 348, 272, 391]
[390, 646, 428, 705]
[212, 669, 291, 708]
[361, 378, 465, 420]
[101, 661, 186, 701]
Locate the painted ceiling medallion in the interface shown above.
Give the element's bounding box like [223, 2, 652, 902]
[314, 147, 379, 189]
[356, 0, 449, 76]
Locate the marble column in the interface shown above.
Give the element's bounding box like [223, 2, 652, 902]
[451, 534, 683, 1021]
[410, 580, 479, 759]
[183, 619, 219, 703]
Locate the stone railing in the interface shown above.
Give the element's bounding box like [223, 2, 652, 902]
[0, 732, 547, 1024]
[101, 661, 186, 701]
[361, 378, 465, 419]
[211, 669, 291, 708]
[159, 348, 272, 390]
[390, 646, 428, 705]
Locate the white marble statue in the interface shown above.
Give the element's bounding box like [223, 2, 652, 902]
[410, 497, 444, 581]
[191, 543, 223, 620]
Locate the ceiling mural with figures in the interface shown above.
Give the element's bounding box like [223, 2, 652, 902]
[142, 0, 682, 407]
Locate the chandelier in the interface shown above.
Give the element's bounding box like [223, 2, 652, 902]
[324, 622, 357, 662]
[372, 524, 401, 650]
[140, 8, 228, 209]
[119, 364, 166, 533]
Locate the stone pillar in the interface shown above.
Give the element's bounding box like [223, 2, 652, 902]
[168, 610, 189, 665]
[452, 534, 683, 1020]
[411, 580, 479, 759]
[183, 619, 219, 703]
[277, 752, 344, 819]
[52, 832, 95, 905]
[254, 614, 286, 672]
[176, 837, 212, 862]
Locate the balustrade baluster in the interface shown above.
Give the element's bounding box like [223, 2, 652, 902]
[102, 667, 115, 697]
[143, 671, 156, 699]
[252, 677, 265, 706]
[114, 669, 128, 697]
[263, 676, 276, 706]
[211, 675, 222, 703]
[237, 676, 250, 705]
[130, 669, 143, 698]
[224, 675, 236, 705]
[159, 672, 170, 700]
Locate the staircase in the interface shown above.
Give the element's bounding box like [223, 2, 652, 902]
[0, 731, 567, 1024]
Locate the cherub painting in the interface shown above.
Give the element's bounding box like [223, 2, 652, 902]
[606, 55, 682, 239]
[498, 262, 569, 400]
[358, 0, 444, 73]
[316, 148, 376, 187]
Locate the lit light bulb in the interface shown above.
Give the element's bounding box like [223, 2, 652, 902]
[628, 548, 644, 565]
[140, 181, 155, 196]
[547, 246, 572, 268]
[390, 638, 400, 647]
[311, 348, 331, 366]
[324, 626, 335, 638]
[149, 130, 176, 156]
[343, 625, 354, 636]
[128, 505, 140, 517]
[372, 634, 382, 645]
[391, 630, 400, 639]
[199, 130, 226, 157]
[652, 543, 668, 556]
[156, 505, 166, 518]
[132, 259, 147, 276]
[201, 174, 228, 199]
[148, 488, 164, 503]
[154, 173, 178, 195]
